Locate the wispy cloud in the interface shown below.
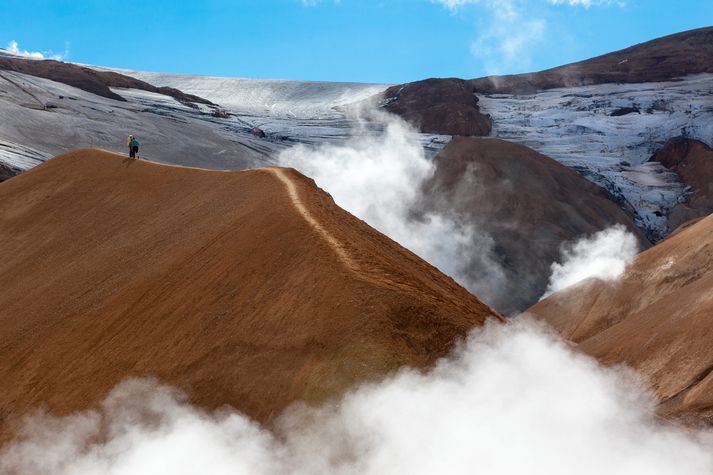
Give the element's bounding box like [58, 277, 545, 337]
[300, 0, 342, 6]
[548, 0, 625, 7]
[4, 40, 69, 61]
[469, 2, 546, 75]
[433, 0, 624, 75]
[434, 0, 624, 9]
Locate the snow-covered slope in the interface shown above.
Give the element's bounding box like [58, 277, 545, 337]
[122, 70, 388, 119]
[0, 70, 279, 170]
[3, 53, 712, 240]
[478, 74, 713, 239]
[102, 68, 448, 154]
[0, 61, 449, 172]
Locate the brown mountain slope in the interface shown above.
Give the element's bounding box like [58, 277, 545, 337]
[0, 149, 499, 440]
[528, 214, 713, 425]
[650, 137, 713, 232]
[419, 137, 648, 315]
[471, 26, 713, 94]
[0, 56, 212, 104]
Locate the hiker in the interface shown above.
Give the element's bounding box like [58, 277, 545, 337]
[127, 135, 140, 159]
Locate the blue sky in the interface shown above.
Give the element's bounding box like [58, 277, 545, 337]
[1, 0, 712, 83]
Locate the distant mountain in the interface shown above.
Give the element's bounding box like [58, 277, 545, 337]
[0, 149, 499, 441]
[0, 55, 213, 104]
[471, 26, 713, 94]
[528, 213, 713, 425]
[419, 137, 648, 314]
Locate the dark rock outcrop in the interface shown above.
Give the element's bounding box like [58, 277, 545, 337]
[650, 137, 713, 232]
[381, 78, 491, 136]
[211, 109, 231, 118]
[250, 127, 266, 138]
[0, 162, 21, 182]
[610, 106, 640, 117]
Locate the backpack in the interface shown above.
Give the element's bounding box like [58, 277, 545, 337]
[131, 138, 139, 147]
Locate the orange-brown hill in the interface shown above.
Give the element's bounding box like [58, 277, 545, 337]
[0, 149, 499, 440]
[528, 214, 713, 425]
[419, 137, 648, 315]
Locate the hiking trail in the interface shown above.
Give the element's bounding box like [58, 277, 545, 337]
[269, 167, 359, 273]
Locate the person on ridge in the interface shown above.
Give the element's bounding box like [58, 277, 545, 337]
[127, 135, 140, 159]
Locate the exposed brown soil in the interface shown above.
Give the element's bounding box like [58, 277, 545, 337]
[0, 56, 212, 104]
[0, 149, 499, 441]
[528, 214, 713, 425]
[420, 137, 648, 315]
[470, 26, 713, 94]
[650, 137, 713, 232]
[381, 78, 492, 136]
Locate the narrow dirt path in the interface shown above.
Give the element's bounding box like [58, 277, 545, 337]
[266, 167, 505, 320]
[268, 167, 359, 273]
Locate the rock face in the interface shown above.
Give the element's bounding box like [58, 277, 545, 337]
[420, 137, 648, 315]
[0, 56, 213, 104]
[650, 137, 713, 232]
[250, 127, 267, 138]
[470, 26, 713, 94]
[528, 213, 713, 425]
[0, 149, 499, 440]
[0, 162, 20, 182]
[381, 78, 492, 136]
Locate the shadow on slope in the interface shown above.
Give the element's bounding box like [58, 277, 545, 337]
[419, 137, 648, 315]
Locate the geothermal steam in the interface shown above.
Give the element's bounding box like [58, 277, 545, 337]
[543, 224, 639, 297]
[2, 319, 712, 475]
[277, 114, 507, 307]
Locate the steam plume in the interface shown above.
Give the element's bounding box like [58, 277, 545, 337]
[2, 319, 712, 474]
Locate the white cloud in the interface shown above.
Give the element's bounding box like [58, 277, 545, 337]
[2, 318, 712, 474]
[548, 0, 625, 7]
[4, 40, 68, 60]
[434, 0, 624, 9]
[300, 0, 341, 6]
[471, 13, 546, 75]
[434, 0, 480, 10]
[543, 224, 639, 297]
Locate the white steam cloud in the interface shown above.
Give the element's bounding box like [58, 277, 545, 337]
[277, 112, 507, 306]
[543, 224, 639, 297]
[2, 319, 712, 474]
